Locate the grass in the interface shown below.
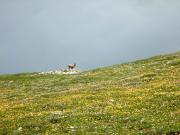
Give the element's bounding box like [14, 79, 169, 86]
[0, 51, 180, 135]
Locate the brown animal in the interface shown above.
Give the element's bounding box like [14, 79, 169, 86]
[68, 63, 76, 70]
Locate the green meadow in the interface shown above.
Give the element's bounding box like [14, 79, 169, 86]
[0, 52, 180, 135]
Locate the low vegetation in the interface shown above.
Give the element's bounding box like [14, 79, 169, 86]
[0, 52, 180, 134]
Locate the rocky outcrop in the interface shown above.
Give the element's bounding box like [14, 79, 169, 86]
[39, 69, 80, 75]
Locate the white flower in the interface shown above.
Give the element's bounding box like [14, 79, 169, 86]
[17, 127, 22, 131]
[70, 126, 75, 129]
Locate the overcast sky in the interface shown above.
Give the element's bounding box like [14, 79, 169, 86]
[0, 0, 180, 74]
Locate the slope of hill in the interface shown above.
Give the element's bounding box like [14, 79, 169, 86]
[0, 52, 180, 134]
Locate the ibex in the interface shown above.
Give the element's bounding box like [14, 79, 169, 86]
[68, 63, 76, 70]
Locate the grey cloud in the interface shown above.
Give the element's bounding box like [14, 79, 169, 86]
[0, 0, 180, 74]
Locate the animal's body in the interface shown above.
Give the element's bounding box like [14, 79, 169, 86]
[68, 63, 76, 70]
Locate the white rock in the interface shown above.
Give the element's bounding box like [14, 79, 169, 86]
[38, 69, 80, 75]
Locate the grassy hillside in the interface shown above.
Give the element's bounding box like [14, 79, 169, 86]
[0, 52, 180, 135]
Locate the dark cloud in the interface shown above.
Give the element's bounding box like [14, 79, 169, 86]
[0, 0, 180, 74]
